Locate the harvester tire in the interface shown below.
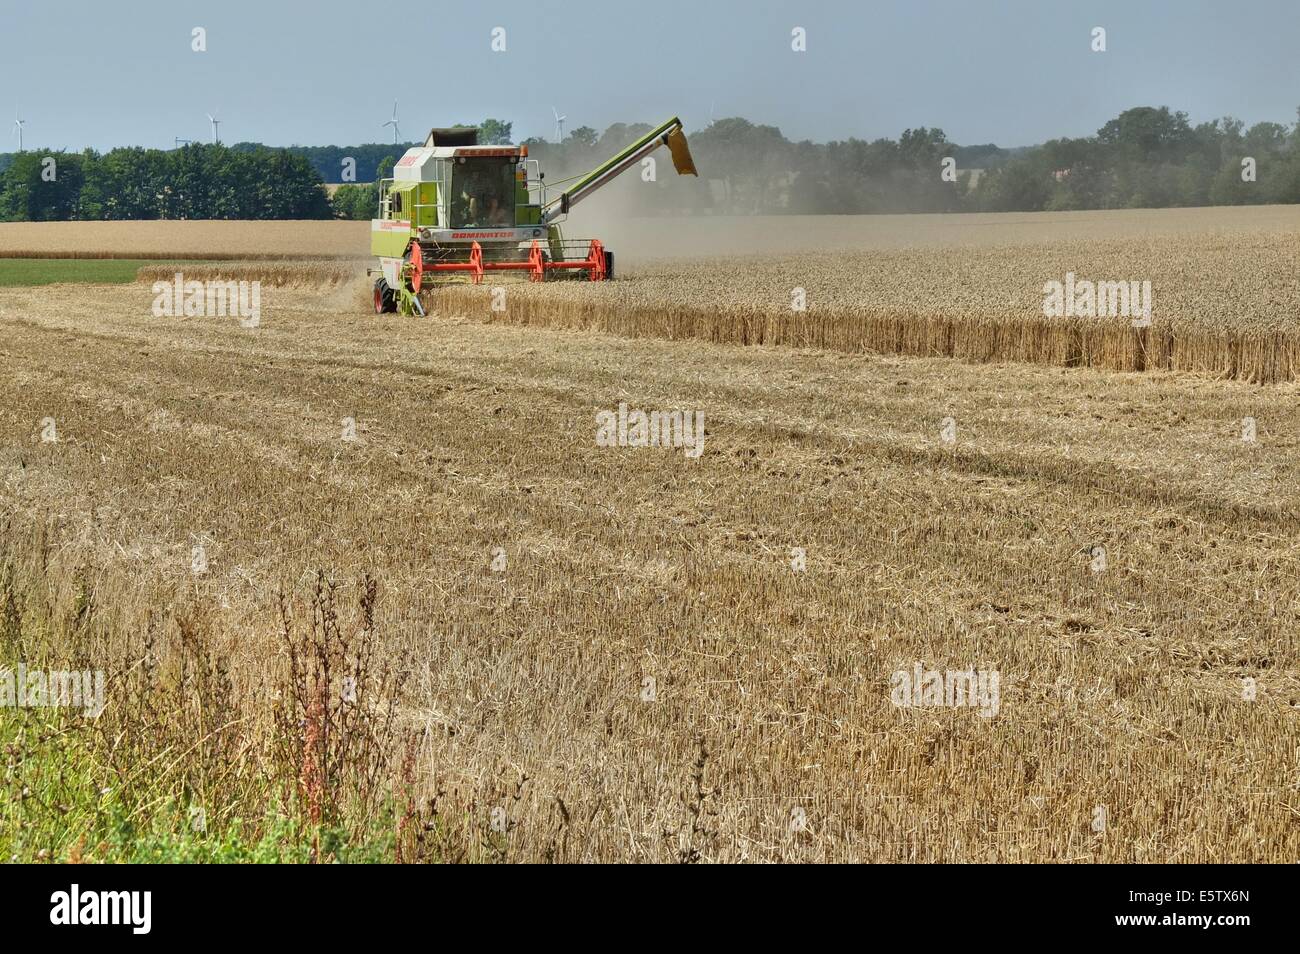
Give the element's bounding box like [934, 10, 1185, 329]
[372, 279, 397, 315]
[604, 250, 615, 280]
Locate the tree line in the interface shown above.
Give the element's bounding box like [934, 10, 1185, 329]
[507, 106, 1300, 215]
[0, 145, 334, 220]
[3, 106, 1299, 221]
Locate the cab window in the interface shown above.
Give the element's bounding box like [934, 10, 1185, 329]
[451, 158, 515, 228]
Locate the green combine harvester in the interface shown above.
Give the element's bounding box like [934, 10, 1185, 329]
[368, 117, 698, 315]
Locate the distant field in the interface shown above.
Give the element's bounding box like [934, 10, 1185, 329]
[4, 205, 1300, 265]
[0, 258, 160, 286]
[0, 258, 364, 289]
[582, 203, 1300, 261]
[8, 207, 1293, 380]
[0, 220, 370, 260]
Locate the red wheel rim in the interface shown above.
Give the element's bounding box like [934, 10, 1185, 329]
[373, 285, 383, 313]
[410, 241, 424, 292]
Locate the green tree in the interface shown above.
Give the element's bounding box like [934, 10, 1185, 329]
[972, 158, 1052, 212]
[1097, 106, 1196, 163]
[565, 126, 599, 150]
[331, 183, 378, 220]
[478, 119, 513, 145]
[691, 118, 791, 212]
[0, 151, 86, 221]
[897, 127, 950, 168]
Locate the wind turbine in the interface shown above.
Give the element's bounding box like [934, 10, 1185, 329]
[206, 110, 222, 144]
[12, 111, 25, 152]
[551, 106, 566, 144]
[382, 100, 400, 145]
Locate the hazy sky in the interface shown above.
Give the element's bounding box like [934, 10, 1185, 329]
[2, 0, 1297, 151]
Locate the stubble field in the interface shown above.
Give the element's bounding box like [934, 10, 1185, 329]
[0, 207, 1296, 862]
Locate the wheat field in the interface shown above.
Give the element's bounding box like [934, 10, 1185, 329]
[22, 207, 1283, 381]
[46, 206, 1293, 382]
[0, 257, 1296, 861]
[0, 220, 370, 260]
[425, 230, 1300, 382]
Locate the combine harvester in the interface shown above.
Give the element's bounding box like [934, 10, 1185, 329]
[369, 117, 697, 314]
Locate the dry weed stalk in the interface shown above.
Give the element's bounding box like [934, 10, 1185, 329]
[272, 573, 403, 851]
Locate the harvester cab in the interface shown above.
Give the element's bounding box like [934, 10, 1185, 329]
[369, 117, 697, 315]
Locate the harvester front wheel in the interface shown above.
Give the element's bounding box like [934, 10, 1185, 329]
[372, 279, 397, 315]
[604, 250, 615, 280]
